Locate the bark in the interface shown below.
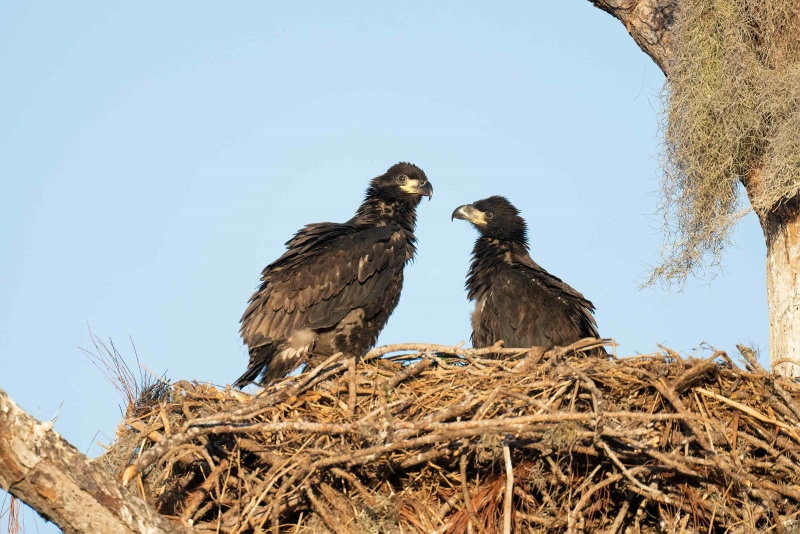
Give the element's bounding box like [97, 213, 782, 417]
[590, 0, 800, 375]
[588, 0, 677, 74]
[0, 387, 189, 534]
[764, 198, 800, 377]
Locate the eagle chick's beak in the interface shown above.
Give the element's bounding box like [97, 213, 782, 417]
[418, 180, 433, 200]
[402, 179, 433, 200]
[452, 204, 486, 225]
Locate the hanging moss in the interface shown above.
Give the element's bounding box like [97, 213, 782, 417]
[650, 0, 800, 286]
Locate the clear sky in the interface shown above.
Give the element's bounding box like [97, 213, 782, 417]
[0, 2, 768, 531]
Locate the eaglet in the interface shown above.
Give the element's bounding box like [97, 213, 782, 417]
[452, 196, 600, 352]
[236, 163, 432, 386]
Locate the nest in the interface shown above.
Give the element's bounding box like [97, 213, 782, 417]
[99, 339, 800, 533]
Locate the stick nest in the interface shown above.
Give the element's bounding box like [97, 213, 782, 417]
[99, 339, 800, 533]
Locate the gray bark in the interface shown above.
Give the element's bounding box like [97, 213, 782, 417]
[589, 0, 677, 74]
[764, 198, 800, 377]
[0, 387, 189, 533]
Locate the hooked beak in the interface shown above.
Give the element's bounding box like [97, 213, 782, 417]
[452, 204, 487, 225]
[418, 180, 433, 200]
[401, 178, 433, 200]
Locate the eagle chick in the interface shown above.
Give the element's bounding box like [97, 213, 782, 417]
[452, 196, 599, 352]
[236, 163, 432, 386]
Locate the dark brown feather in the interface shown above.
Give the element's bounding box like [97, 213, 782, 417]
[235, 163, 430, 386]
[459, 196, 600, 353]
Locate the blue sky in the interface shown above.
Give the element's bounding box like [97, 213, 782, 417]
[0, 2, 767, 530]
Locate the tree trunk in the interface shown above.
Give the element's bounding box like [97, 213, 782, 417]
[588, 0, 800, 374]
[0, 387, 189, 534]
[764, 198, 800, 376]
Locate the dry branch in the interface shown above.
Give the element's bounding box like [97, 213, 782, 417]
[589, 0, 677, 74]
[0, 388, 190, 534]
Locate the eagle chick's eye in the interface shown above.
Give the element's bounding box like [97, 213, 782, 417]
[486, 212, 494, 220]
[396, 175, 408, 184]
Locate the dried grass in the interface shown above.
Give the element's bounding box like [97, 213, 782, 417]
[80, 329, 170, 419]
[99, 339, 800, 533]
[651, 0, 800, 286]
[1, 495, 22, 534]
[0, 494, 37, 534]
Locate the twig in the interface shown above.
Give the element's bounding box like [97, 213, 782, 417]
[502, 437, 514, 534]
[460, 452, 482, 534]
[598, 441, 666, 502]
[650, 376, 713, 451]
[607, 493, 632, 534]
[348, 356, 356, 418]
[568, 472, 624, 534]
[385, 356, 433, 389]
[181, 459, 229, 524]
[696, 387, 800, 442]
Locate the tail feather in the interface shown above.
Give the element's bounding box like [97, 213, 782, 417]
[233, 342, 307, 388]
[234, 343, 278, 387]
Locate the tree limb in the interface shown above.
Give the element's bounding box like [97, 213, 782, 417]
[589, 0, 677, 74]
[0, 387, 189, 534]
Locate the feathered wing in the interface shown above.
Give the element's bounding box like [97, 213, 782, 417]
[237, 223, 407, 384]
[474, 260, 598, 350]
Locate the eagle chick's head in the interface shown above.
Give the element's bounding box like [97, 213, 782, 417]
[366, 162, 433, 205]
[452, 195, 528, 244]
